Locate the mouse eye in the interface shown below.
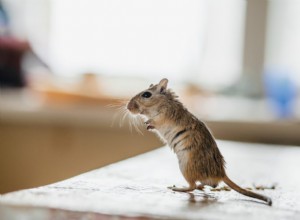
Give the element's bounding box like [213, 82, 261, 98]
[141, 91, 152, 98]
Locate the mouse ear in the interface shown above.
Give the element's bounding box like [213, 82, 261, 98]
[158, 78, 168, 94]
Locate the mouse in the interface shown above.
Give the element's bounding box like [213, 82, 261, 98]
[126, 78, 272, 206]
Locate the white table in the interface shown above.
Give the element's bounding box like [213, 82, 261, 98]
[1, 140, 300, 219]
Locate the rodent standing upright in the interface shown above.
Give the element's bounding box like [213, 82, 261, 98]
[127, 78, 272, 206]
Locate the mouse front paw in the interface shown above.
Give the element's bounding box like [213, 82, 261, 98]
[146, 125, 155, 130]
[145, 119, 155, 130]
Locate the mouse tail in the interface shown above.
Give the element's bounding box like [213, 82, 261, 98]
[223, 175, 272, 206]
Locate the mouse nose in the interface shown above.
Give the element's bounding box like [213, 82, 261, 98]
[127, 100, 132, 111]
[127, 100, 138, 112]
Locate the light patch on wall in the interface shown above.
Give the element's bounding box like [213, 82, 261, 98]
[48, 0, 245, 89]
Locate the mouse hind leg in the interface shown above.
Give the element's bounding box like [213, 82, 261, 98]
[169, 180, 218, 192]
[198, 178, 220, 190]
[196, 183, 205, 190]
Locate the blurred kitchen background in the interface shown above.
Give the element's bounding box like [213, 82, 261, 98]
[0, 0, 299, 194]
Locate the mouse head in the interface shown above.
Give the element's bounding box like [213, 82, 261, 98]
[127, 78, 169, 117]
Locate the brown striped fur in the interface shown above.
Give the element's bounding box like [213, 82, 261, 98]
[127, 78, 272, 206]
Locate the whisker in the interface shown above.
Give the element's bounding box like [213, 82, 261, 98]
[111, 105, 127, 127]
[111, 110, 123, 127]
[105, 99, 128, 108]
[108, 99, 145, 135]
[128, 114, 133, 133]
[108, 100, 128, 128]
[132, 116, 144, 135]
[120, 110, 129, 127]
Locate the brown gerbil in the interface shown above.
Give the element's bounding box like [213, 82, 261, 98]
[127, 78, 272, 206]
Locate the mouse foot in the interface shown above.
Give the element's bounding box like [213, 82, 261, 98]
[210, 186, 231, 192]
[168, 186, 195, 192]
[196, 184, 205, 191]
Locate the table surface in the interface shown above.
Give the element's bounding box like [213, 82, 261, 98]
[1, 140, 300, 220]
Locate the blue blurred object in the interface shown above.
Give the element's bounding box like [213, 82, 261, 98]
[0, 3, 9, 35]
[264, 68, 297, 118]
